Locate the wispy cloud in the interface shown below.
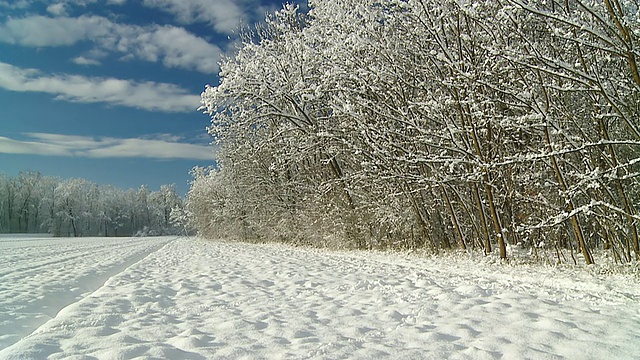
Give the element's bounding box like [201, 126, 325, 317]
[72, 56, 101, 66]
[0, 133, 215, 160]
[0, 15, 221, 73]
[0, 1, 116, 12]
[0, 61, 200, 112]
[0, 135, 73, 156]
[118, 25, 221, 73]
[0, 0, 30, 10]
[142, 0, 245, 34]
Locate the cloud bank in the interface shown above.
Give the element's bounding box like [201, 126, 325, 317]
[0, 133, 214, 160]
[0, 61, 200, 112]
[0, 15, 221, 73]
[0, 0, 257, 35]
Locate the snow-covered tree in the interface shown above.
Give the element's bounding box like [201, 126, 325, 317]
[193, 0, 640, 264]
[0, 173, 185, 237]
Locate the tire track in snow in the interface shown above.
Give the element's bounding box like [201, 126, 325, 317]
[0, 239, 164, 278]
[0, 236, 175, 351]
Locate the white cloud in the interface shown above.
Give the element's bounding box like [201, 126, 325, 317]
[142, 0, 245, 34]
[0, 0, 30, 10]
[0, 61, 201, 112]
[47, 3, 68, 16]
[0, 135, 73, 156]
[50, 0, 99, 8]
[0, 15, 111, 46]
[116, 25, 221, 73]
[72, 56, 101, 66]
[0, 133, 214, 160]
[1, 0, 116, 13]
[0, 15, 221, 73]
[140, 133, 184, 142]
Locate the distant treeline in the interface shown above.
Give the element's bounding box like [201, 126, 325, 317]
[0, 171, 185, 237]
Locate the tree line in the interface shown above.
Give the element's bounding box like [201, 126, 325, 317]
[189, 0, 640, 264]
[0, 171, 185, 237]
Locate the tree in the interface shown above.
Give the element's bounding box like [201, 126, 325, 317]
[0, 172, 185, 237]
[192, 0, 640, 264]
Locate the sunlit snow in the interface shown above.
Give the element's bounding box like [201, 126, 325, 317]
[1, 236, 638, 359]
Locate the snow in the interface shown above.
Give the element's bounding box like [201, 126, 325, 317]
[1, 236, 639, 359]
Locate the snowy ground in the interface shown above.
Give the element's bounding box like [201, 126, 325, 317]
[1, 236, 639, 359]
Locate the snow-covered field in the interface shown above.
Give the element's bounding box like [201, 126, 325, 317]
[0, 236, 639, 359]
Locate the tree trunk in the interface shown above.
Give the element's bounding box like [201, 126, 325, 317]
[441, 185, 466, 250]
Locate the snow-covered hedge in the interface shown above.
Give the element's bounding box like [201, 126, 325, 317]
[191, 0, 640, 264]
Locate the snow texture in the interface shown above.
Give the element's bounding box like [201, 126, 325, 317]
[1, 235, 639, 359]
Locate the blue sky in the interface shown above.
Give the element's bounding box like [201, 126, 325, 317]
[0, 0, 304, 195]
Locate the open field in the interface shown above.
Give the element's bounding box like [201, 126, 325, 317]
[1, 236, 639, 359]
